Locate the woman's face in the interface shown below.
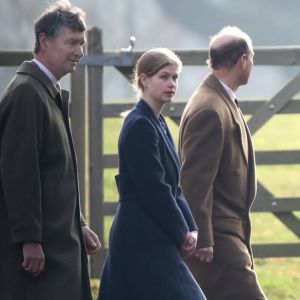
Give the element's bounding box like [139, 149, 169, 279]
[141, 64, 179, 106]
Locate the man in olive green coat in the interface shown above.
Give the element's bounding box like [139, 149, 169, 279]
[0, 1, 101, 299]
[179, 27, 266, 299]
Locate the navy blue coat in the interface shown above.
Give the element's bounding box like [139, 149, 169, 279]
[98, 100, 205, 300]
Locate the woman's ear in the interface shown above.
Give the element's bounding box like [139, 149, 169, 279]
[139, 74, 148, 89]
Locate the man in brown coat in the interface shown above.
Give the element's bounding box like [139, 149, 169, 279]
[0, 1, 100, 299]
[179, 26, 266, 299]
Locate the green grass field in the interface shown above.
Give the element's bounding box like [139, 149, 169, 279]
[92, 111, 300, 300]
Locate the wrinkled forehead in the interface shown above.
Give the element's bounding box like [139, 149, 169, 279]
[56, 26, 86, 40]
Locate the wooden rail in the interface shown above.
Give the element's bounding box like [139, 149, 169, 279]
[1, 27, 300, 277]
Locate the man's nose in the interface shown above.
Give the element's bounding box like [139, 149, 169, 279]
[75, 45, 84, 58]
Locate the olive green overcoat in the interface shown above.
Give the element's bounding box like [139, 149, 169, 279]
[0, 61, 92, 300]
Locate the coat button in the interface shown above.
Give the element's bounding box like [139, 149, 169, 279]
[234, 168, 241, 175]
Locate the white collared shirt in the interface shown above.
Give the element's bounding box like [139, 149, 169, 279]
[33, 58, 59, 87]
[218, 79, 236, 103]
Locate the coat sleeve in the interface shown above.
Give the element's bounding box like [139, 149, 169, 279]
[123, 117, 189, 248]
[1, 84, 43, 244]
[179, 109, 223, 248]
[176, 187, 198, 231]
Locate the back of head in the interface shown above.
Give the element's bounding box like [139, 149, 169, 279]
[34, 0, 86, 54]
[207, 26, 253, 70]
[132, 48, 182, 94]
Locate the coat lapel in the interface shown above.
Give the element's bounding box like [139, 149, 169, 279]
[205, 74, 249, 165]
[136, 100, 180, 175]
[16, 61, 77, 172]
[159, 115, 180, 171]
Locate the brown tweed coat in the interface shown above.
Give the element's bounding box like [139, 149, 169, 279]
[179, 74, 266, 300]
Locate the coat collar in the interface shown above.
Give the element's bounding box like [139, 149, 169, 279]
[203, 74, 237, 113]
[16, 61, 69, 106]
[135, 99, 180, 173]
[136, 99, 158, 121]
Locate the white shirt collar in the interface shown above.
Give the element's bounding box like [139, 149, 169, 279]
[218, 79, 236, 102]
[33, 58, 58, 86]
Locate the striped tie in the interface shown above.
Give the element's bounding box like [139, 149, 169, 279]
[55, 82, 62, 94]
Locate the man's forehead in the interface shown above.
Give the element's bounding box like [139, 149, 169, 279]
[58, 26, 85, 38]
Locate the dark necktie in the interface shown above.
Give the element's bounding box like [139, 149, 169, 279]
[54, 82, 63, 109]
[234, 98, 239, 107]
[55, 82, 62, 95]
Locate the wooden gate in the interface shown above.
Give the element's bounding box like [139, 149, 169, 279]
[1, 27, 300, 278]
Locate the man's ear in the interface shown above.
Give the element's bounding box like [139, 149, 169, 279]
[240, 54, 247, 69]
[38, 33, 48, 51]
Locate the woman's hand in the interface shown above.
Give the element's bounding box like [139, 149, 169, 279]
[180, 230, 198, 258]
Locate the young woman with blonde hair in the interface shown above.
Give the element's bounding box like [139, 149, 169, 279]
[98, 48, 206, 300]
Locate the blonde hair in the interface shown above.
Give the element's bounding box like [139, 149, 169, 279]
[132, 48, 182, 96]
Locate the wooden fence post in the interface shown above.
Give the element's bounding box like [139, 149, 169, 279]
[86, 27, 104, 277]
